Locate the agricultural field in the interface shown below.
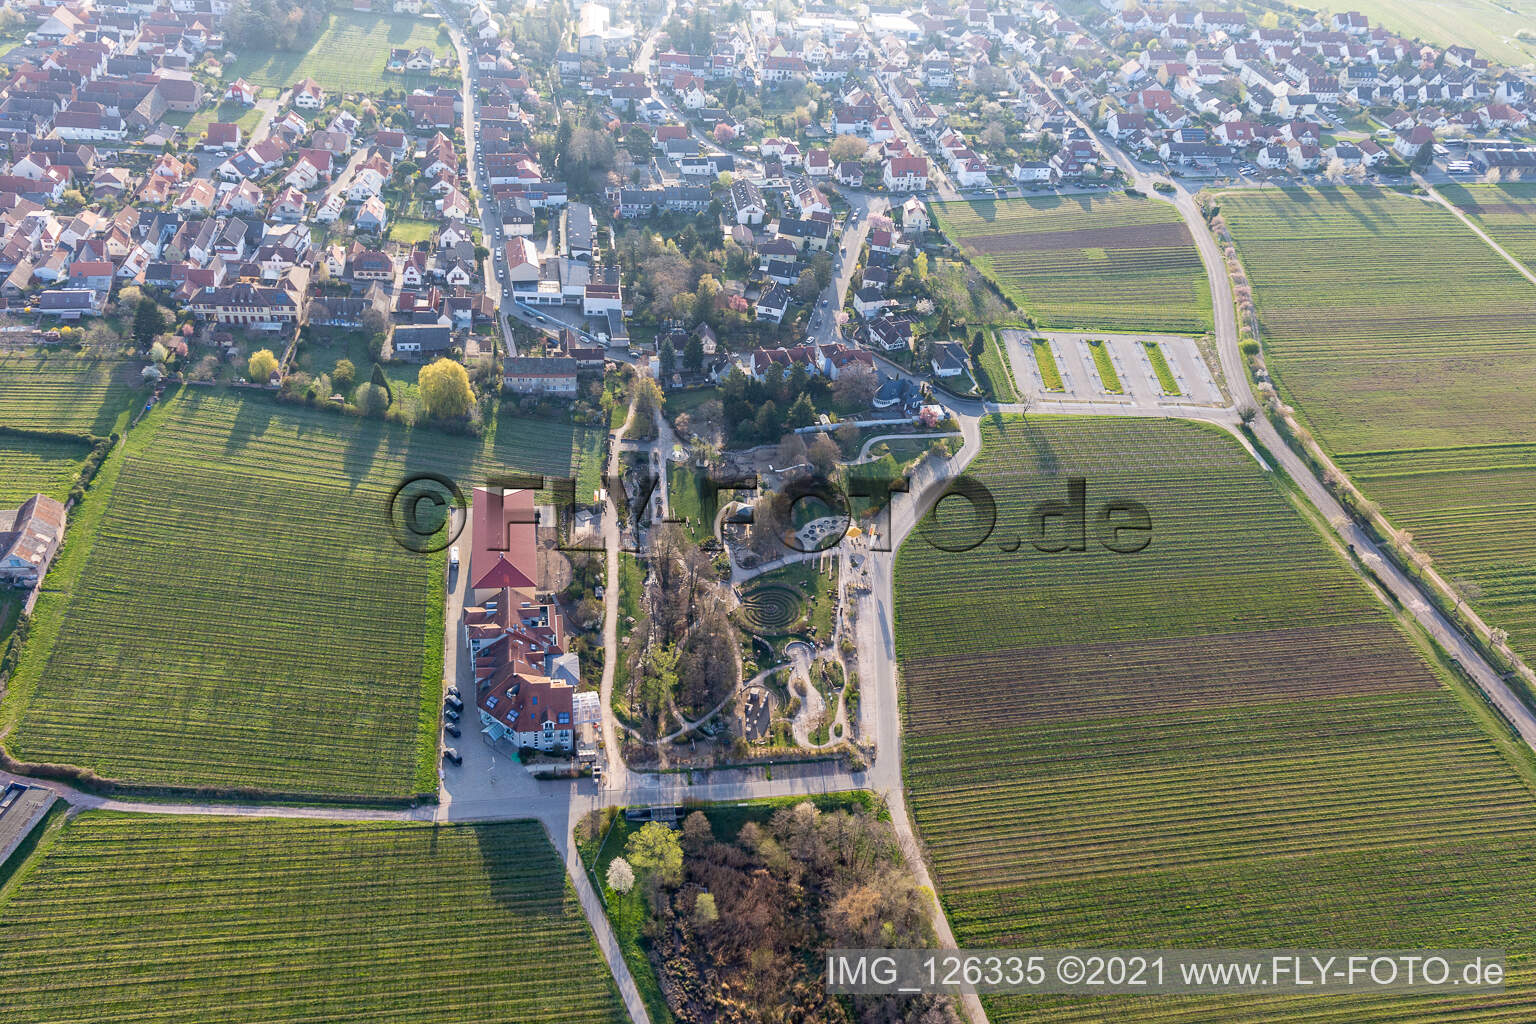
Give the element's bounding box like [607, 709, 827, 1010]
[0, 350, 136, 435]
[0, 814, 624, 1024]
[3, 389, 603, 798]
[1440, 182, 1536, 274]
[1220, 185, 1536, 664]
[232, 11, 448, 95]
[0, 433, 91, 505]
[932, 193, 1212, 333]
[1335, 444, 1536, 664]
[1333, 0, 1536, 67]
[894, 416, 1536, 1023]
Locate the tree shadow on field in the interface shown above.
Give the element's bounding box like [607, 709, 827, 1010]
[340, 410, 384, 488]
[471, 818, 572, 919]
[221, 388, 275, 458]
[991, 414, 1063, 479]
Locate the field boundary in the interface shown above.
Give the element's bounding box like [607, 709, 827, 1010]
[1211, 192, 1536, 714]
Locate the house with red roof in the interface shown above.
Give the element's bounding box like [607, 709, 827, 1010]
[470, 487, 539, 604]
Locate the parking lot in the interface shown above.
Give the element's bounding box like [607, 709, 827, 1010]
[1004, 329, 1226, 409]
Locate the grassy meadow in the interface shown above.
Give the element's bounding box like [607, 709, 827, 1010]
[233, 11, 448, 95]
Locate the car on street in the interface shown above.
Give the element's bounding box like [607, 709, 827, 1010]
[445, 693, 463, 712]
[448, 545, 459, 570]
[442, 748, 462, 765]
[444, 723, 461, 738]
[443, 706, 460, 722]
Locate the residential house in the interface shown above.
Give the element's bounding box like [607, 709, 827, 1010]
[391, 324, 451, 360]
[502, 356, 580, 395]
[0, 495, 66, 588]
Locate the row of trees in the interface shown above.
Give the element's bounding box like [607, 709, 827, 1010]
[224, 0, 323, 51]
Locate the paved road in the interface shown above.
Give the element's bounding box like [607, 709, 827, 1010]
[866, 67, 958, 200]
[438, 4, 522, 356]
[809, 193, 886, 345]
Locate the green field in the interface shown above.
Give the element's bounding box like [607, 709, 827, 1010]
[0, 433, 91, 505]
[0, 351, 135, 435]
[933, 193, 1212, 333]
[1029, 337, 1063, 390]
[1440, 182, 1536, 274]
[974, 330, 1019, 402]
[3, 389, 603, 797]
[1085, 339, 1121, 393]
[390, 217, 441, 244]
[0, 814, 623, 1024]
[1143, 340, 1179, 394]
[232, 11, 448, 95]
[1221, 185, 1536, 663]
[1323, 0, 1536, 67]
[894, 416, 1536, 1023]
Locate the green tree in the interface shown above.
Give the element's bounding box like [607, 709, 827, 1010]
[693, 891, 718, 924]
[247, 348, 279, 382]
[684, 334, 704, 373]
[830, 133, 868, 162]
[625, 821, 684, 886]
[811, 251, 834, 290]
[792, 268, 820, 305]
[354, 381, 390, 416]
[753, 399, 780, 439]
[786, 392, 816, 429]
[133, 297, 164, 349]
[370, 362, 393, 404]
[419, 357, 475, 418]
[332, 358, 356, 391]
[659, 337, 676, 378]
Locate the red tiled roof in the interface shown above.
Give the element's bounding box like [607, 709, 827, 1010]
[470, 487, 537, 593]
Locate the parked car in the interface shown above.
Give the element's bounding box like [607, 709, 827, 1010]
[445, 694, 464, 712]
[447, 684, 461, 700]
[444, 723, 461, 738]
[443, 707, 460, 722]
[449, 545, 460, 571]
[443, 748, 462, 765]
